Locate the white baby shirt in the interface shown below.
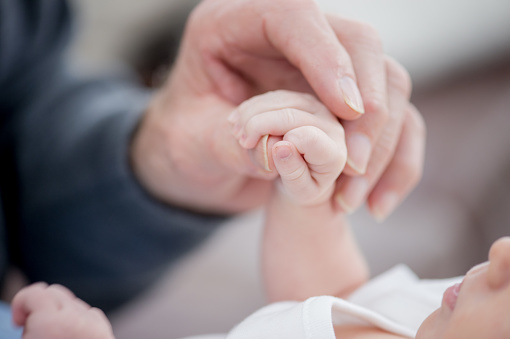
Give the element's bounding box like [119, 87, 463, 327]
[183, 265, 462, 339]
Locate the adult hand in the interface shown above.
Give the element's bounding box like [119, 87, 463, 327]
[131, 0, 425, 217]
[333, 52, 426, 222]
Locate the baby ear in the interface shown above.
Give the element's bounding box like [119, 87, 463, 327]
[487, 237, 510, 289]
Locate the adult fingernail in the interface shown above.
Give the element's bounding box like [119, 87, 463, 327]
[261, 134, 272, 171]
[339, 76, 365, 114]
[346, 133, 372, 174]
[249, 134, 272, 172]
[371, 191, 399, 223]
[335, 177, 369, 214]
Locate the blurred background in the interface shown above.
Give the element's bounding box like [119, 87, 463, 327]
[65, 0, 510, 338]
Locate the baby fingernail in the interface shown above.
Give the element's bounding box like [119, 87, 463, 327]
[335, 177, 369, 214]
[339, 76, 365, 114]
[346, 133, 372, 174]
[371, 192, 399, 223]
[275, 143, 292, 160]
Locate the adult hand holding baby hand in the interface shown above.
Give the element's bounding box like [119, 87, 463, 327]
[229, 90, 347, 207]
[131, 0, 425, 219]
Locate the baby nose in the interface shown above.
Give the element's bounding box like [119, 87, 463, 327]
[487, 237, 510, 289]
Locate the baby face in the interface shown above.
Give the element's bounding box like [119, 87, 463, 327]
[416, 237, 510, 339]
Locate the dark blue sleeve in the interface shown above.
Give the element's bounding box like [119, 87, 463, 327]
[0, 0, 226, 312]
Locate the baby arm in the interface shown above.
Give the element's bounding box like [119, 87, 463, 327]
[11, 283, 115, 339]
[231, 90, 369, 303]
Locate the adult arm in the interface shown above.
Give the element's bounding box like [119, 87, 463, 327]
[0, 0, 225, 312]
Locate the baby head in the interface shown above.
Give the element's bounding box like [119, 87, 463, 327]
[416, 237, 510, 338]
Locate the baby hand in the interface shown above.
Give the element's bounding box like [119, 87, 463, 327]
[11, 283, 115, 339]
[229, 90, 347, 206]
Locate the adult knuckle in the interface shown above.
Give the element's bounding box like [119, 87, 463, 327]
[358, 22, 384, 52]
[378, 144, 394, 161]
[343, 19, 383, 52]
[409, 106, 427, 139]
[397, 156, 423, 188]
[377, 132, 397, 156]
[386, 57, 412, 98]
[333, 124, 345, 141]
[363, 95, 389, 123]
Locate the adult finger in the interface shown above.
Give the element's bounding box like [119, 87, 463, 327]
[260, 1, 365, 119]
[334, 57, 411, 213]
[367, 105, 426, 221]
[328, 15, 391, 175]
